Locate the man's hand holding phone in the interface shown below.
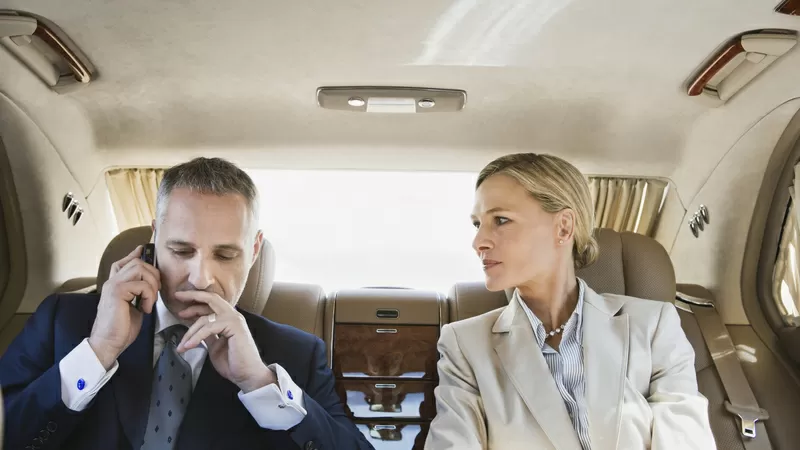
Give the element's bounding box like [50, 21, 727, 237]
[88, 245, 161, 370]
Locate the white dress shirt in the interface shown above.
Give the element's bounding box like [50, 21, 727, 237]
[58, 296, 307, 430]
[515, 278, 591, 449]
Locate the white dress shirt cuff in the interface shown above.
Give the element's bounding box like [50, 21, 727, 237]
[58, 338, 119, 411]
[238, 363, 307, 430]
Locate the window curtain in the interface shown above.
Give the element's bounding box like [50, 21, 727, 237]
[588, 177, 668, 236]
[104, 170, 668, 237]
[772, 164, 800, 326]
[105, 168, 164, 231]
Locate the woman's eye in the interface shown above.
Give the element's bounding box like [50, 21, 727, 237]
[472, 221, 480, 229]
[495, 217, 509, 226]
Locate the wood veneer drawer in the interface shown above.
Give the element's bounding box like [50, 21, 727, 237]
[336, 380, 436, 420]
[354, 421, 430, 450]
[333, 324, 439, 379]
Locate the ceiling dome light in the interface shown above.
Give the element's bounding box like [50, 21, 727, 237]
[317, 87, 466, 113]
[348, 97, 366, 107]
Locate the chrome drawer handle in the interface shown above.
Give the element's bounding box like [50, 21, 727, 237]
[374, 425, 397, 431]
[374, 383, 396, 389]
[376, 329, 397, 334]
[376, 308, 399, 319]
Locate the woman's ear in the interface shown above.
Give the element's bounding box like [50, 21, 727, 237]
[557, 209, 576, 242]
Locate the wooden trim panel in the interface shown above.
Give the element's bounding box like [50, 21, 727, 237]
[686, 41, 745, 96]
[336, 380, 436, 420]
[354, 421, 430, 450]
[333, 324, 439, 379]
[776, 0, 800, 15]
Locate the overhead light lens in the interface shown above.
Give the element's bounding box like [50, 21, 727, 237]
[367, 97, 416, 113]
[348, 97, 366, 107]
[316, 87, 466, 113]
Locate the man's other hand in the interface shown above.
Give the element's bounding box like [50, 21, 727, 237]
[174, 290, 276, 393]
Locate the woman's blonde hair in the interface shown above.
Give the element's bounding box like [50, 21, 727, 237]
[476, 153, 599, 269]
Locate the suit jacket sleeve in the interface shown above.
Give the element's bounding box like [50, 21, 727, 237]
[0, 295, 92, 450]
[287, 336, 375, 450]
[424, 324, 487, 450]
[648, 302, 717, 449]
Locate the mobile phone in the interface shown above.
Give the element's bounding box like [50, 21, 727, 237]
[132, 243, 157, 310]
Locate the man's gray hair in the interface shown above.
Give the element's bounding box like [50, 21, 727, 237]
[156, 157, 260, 226]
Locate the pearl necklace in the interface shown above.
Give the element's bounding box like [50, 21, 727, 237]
[546, 323, 567, 339]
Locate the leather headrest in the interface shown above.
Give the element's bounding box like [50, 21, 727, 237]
[97, 226, 154, 289]
[447, 283, 505, 323]
[449, 228, 676, 321]
[97, 226, 276, 314]
[578, 228, 675, 302]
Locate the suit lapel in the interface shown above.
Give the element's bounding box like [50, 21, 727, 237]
[176, 358, 252, 450]
[493, 299, 583, 450]
[582, 288, 629, 450]
[113, 311, 156, 449]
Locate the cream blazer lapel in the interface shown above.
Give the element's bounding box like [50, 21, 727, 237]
[492, 297, 583, 450]
[582, 287, 629, 450]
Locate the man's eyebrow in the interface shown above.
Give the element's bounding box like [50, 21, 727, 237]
[165, 240, 243, 253]
[166, 239, 194, 247]
[214, 244, 244, 253]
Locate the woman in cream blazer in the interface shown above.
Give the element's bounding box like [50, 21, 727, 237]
[425, 153, 716, 450]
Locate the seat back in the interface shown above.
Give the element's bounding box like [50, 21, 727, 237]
[264, 281, 326, 339]
[97, 226, 276, 314]
[575, 228, 675, 302]
[96, 226, 325, 340]
[448, 228, 676, 323]
[447, 228, 800, 450]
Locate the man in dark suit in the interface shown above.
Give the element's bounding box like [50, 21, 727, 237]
[0, 157, 374, 450]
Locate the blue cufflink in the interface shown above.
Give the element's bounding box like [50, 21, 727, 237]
[77, 378, 86, 390]
[287, 390, 294, 400]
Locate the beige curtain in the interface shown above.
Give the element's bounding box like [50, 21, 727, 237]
[589, 177, 668, 236]
[772, 164, 800, 326]
[105, 168, 165, 231]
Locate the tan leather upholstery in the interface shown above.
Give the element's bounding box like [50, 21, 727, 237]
[96, 225, 276, 315]
[447, 284, 507, 323]
[94, 227, 331, 343]
[577, 228, 675, 302]
[448, 228, 676, 322]
[263, 282, 325, 339]
[446, 229, 800, 450]
[331, 288, 445, 325]
[237, 239, 276, 315]
[678, 283, 800, 450]
[96, 226, 153, 290]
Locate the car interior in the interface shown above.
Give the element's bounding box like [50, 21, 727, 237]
[4, 1, 800, 449]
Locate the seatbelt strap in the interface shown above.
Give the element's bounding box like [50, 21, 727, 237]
[677, 292, 772, 450]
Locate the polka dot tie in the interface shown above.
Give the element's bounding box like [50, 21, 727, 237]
[140, 325, 191, 450]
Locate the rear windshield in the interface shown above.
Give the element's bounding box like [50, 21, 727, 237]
[247, 169, 484, 291]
